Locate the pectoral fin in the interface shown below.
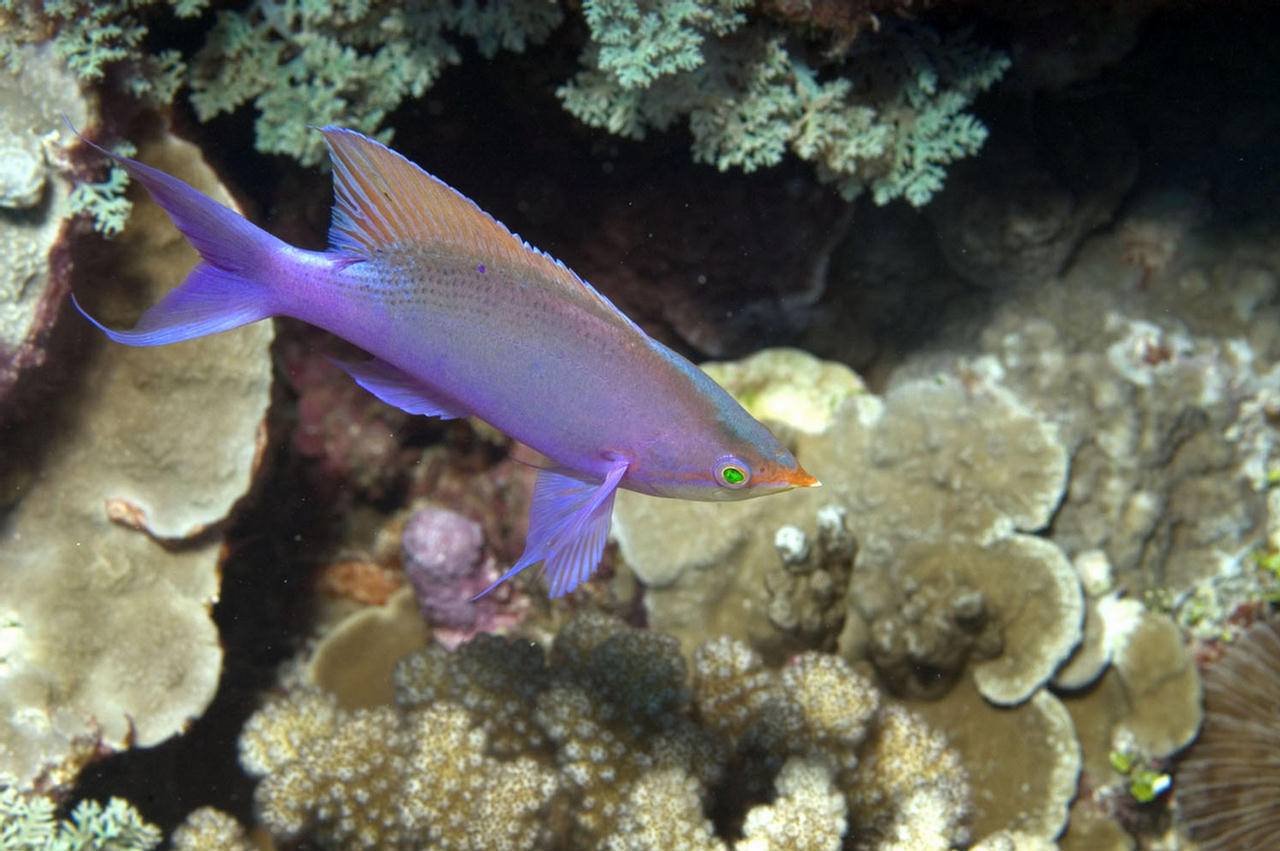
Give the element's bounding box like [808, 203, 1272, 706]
[476, 458, 629, 598]
[331, 357, 470, 420]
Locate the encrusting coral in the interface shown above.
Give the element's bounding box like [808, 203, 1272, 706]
[0, 44, 88, 407]
[0, 126, 273, 794]
[909, 679, 1080, 842]
[238, 611, 973, 851]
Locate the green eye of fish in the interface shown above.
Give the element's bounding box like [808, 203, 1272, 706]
[715, 458, 749, 488]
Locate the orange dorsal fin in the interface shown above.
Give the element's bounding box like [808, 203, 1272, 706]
[319, 127, 640, 332]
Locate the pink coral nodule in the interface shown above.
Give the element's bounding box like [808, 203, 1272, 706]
[401, 506, 525, 645]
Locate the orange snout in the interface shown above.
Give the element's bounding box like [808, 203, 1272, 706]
[783, 465, 821, 488]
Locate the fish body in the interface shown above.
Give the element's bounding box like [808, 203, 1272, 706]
[74, 127, 818, 596]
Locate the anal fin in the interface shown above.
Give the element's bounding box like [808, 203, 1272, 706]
[476, 458, 629, 598]
[331, 357, 469, 420]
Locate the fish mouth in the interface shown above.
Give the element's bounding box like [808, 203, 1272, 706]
[783, 466, 821, 488]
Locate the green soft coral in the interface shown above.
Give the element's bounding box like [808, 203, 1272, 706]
[562, 18, 1009, 206]
[189, 0, 562, 165]
[0, 1, 203, 99]
[6, 0, 1004, 210]
[0, 787, 161, 851]
[66, 140, 138, 237]
[583, 0, 751, 89]
[866, 26, 1011, 205]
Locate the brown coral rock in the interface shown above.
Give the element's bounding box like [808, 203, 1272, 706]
[0, 125, 272, 792]
[910, 678, 1080, 842]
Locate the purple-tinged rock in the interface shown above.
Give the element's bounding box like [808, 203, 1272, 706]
[402, 507, 525, 646]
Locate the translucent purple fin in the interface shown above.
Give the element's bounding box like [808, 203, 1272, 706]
[329, 357, 470, 419]
[475, 459, 629, 598]
[72, 266, 272, 346]
[68, 125, 285, 345]
[317, 126, 644, 335]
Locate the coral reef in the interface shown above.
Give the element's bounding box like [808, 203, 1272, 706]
[764, 505, 856, 648]
[700, 348, 867, 435]
[849, 534, 1081, 706]
[910, 679, 1080, 841]
[0, 136, 45, 210]
[859, 552, 1002, 700]
[1053, 589, 1138, 692]
[1104, 608, 1202, 759]
[561, 7, 1008, 204]
[239, 612, 976, 850]
[0, 45, 88, 408]
[692, 636, 972, 849]
[393, 631, 550, 759]
[737, 757, 847, 851]
[613, 355, 1090, 842]
[189, 1, 563, 165]
[5, 1, 1005, 204]
[926, 208, 1280, 631]
[972, 832, 1060, 851]
[241, 692, 558, 851]
[0, 786, 161, 851]
[0, 127, 273, 793]
[401, 506, 526, 644]
[845, 107, 1277, 849]
[613, 362, 1080, 700]
[307, 587, 430, 709]
[1177, 615, 1280, 851]
[169, 807, 255, 851]
[0, 1, 197, 102]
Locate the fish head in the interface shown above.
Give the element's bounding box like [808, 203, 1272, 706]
[633, 402, 820, 502]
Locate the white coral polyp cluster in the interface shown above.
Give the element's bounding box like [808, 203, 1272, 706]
[738, 758, 847, 851]
[240, 615, 974, 851]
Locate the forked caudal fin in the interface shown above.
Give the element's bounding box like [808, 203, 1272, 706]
[67, 124, 287, 345]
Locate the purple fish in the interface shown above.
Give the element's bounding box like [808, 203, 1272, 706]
[72, 128, 819, 597]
